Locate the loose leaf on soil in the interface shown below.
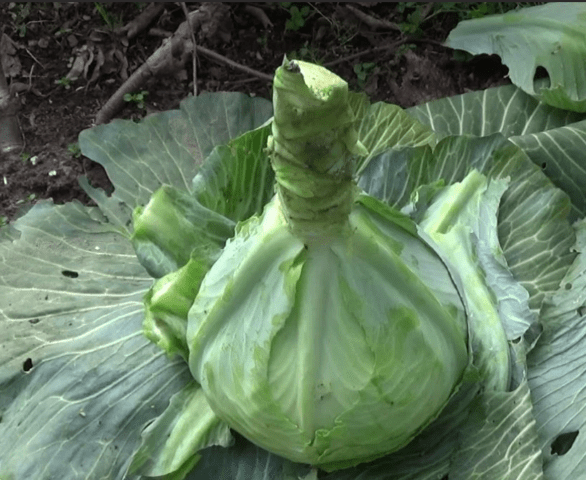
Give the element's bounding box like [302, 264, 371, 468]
[445, 2, 586, 112]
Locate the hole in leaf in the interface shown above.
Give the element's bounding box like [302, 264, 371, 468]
[551, 431, 579, 456]
[61, 270, 79, 278]
[579, 306, 586, 317]
[565, 283, 572, 290]
[541, 162, 547, 170]
[533, 66, 550, 90]
[23, 358, 33, 372]
[29, 318, 40, 324]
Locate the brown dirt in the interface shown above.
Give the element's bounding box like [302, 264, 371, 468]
[0, 2, 511, 224]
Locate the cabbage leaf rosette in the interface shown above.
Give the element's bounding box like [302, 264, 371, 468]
[5, 34, 586, 477]
[184, 59, 470, 470]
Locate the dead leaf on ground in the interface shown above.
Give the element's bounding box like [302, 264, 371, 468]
[1, 34, 23, 78]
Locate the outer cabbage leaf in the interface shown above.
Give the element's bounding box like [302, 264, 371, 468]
[406, 84, 586, 220]
[0, 202, 193, 480]
[508, 119, 586, 221]
[131, 185, 236, 279]
[358, 134, 576, 315]
[184, 433, 314, 480]
[134, 123, 277, 360]
[191, 121, 275, 223]
[450, 380, 543, 480]
[354, 101, 435, 173]
[406, 82, 585, 140]
[416, 172, 521, 391]
[128, 381, 233, 478]
[78, 92, 273, 225]
[527, 219, 586, 480]
[445, 3, 586, 112]
[0, 92, 274, 480]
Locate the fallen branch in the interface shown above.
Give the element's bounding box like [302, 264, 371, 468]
[117, 3, 166, 40]
[244, 5, 273, 29]
[95, 4, 271, 125]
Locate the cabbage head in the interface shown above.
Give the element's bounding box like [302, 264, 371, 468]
[185, 59, 469, 470]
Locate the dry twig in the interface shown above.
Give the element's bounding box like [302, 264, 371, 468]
[196, 45, 272, 81]
[244, 5, 273, 29]
[345, 5, 402, 32]
[323, 39, 407, 68]
[180, 2, 198, 96]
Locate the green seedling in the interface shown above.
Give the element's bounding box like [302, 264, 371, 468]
[257, 33, 268, 49]
[124, 91, 149, 110]
[282, 3, 311, 31]
[353, 62, 377, 88]
[67, 143, 82, 158]
[55, 77, 72, 89]
[288, 41, 323, 64]
[8, 2, 31, 37]
[16, 193, 36, 205]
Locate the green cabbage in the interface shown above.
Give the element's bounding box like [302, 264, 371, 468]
[184, 59, 470, 470]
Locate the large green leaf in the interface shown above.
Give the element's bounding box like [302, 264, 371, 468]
[508, 119, 586, 221]
[450, 381, 543, 480]
[78, 92, 273, 220]
[0, 92, 275, 480]
[184, 433, 313, 480]
[132, 123, 277, 361]
[0, 201, 192, 480]
[128, 381, 232, 479]
[355, 101, 435, 173]
[445, 3, 586, 112]
[527, 219, 586, 480]
[358, 134, 575, 316]
[406, 83, 585, 139]
[191, 122, 275, 223]
[406, 84, 586, 220]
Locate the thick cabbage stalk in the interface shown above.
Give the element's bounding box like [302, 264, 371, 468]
[186, 59, 469, 470]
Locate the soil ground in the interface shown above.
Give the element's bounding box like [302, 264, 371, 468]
[0, 2, 513, 224]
